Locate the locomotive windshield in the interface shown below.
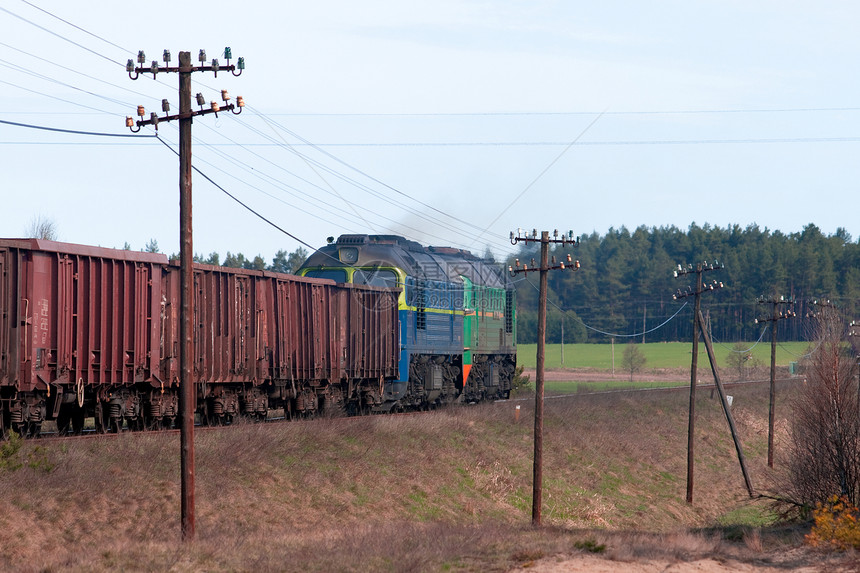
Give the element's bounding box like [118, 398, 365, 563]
[353, 269, 399, 288]
[303, 269, 347, 283]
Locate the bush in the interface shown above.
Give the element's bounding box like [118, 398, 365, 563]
[510, 365, 532, 395]
[806, 495, 860, 551]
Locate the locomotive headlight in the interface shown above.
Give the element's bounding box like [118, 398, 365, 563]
[338, 248, 358, 264]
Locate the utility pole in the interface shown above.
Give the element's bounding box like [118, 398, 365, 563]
[849, 320, 860, 419]
[755, 295, 796, 467]
[672, 261, 724, 503]
[127, 48, 244, 542]
[510, 229, 580, 526]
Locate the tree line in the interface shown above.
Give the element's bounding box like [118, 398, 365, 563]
[510, 222, 860, 344]
[128, 239, 309, 275]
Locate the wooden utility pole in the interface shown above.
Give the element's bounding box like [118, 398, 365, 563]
[127, 47, 244, 541]
[510, 229, 580, 526]
[755, 295, 796, 467]
[673, 261, 729, 503]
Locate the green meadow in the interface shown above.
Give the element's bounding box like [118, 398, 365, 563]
[515, 341, 811, 370]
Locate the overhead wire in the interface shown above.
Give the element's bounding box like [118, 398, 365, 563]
[186, 120, 479, 246]
[19, 0, 129, 53]
[245, 111, 493, 246]
[0, 117, 155, 138]
[257, 112, 480, 230]
[471, 110, 606, 248]
[0, 4, 123, 66]
[154, 134, 319, 252]
[0, 40, 167, 106]
[0, 58, 134, 109]
[262, 106, 860, 117]
[520, 274, 690, 338]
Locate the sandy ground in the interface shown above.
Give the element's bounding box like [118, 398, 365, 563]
[510, 554, 840, 572]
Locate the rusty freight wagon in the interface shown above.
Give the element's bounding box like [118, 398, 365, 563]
[0, 239, 400, 437]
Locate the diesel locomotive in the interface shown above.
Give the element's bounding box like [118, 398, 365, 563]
[298, 234, 517, 411]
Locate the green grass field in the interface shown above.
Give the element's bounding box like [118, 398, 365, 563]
[515, 341, 811, 370]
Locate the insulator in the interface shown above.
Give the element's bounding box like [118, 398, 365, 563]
[210, 101, 220, 113]
[198, 49, 207, 63]
[150, 61, 158, 74]
[137, 50, 146, 64]
[137, 105, 145, 117]
[221, 89, 230, 102]
[196, 93, 205, 106]
[163, 49, 171, 63]
[224, 46, 232, 60]
[162, 99, 170, 112]
[125, 116, 134, 128]
[236, 95, 244, 107]
[237, 57, 245, 70]
[126, 59, 134, 72]
[212, 58, 220, 72]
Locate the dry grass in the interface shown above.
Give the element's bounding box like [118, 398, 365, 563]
[0, 381, 856, 571]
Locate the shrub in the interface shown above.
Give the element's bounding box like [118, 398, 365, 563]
[806, 495, 860, 551]
[510, 365, 532, 395]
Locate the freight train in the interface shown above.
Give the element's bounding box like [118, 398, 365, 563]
[0, 235, 515, 437]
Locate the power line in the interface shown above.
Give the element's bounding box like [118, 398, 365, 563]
[473, 110, 605, 247]
[155, 135, 320, 253]
[0, 117, 154, 137]
[19, 0, 129, 53]
[260, 106, 860, 117]
[0, 5, 121, 66]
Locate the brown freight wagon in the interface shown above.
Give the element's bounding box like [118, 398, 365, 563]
[174, 264, 400, 423]
[0, 239, 400, 437]
[0, 239, 167, 436]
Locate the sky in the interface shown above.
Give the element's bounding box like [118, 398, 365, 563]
[2, 0, 859, 263]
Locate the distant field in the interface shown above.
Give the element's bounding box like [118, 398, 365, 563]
[543, 379, 688, 394]
[516, 341, 811, 370]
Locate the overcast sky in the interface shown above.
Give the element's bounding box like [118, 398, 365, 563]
[2, 1, 858, 262]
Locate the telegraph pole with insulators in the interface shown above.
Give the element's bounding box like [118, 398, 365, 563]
[126, 48, 245, 541]
[509, 229, 580, 526]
